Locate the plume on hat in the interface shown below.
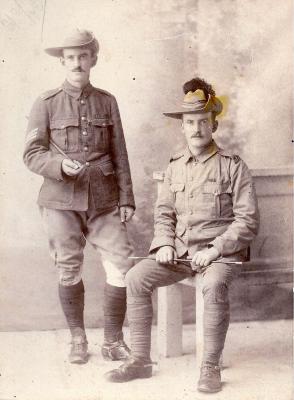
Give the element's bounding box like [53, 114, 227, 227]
[183, 78, 215, 99]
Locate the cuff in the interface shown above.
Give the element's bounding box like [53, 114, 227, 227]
[119, 193, 136, 210]
[149, 237, 175, 253]
[54, 156, 66, 181]
[208, 238, 224, 255]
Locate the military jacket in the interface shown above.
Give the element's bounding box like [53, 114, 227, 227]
[23, 80, 135, 211]
[150, 141, 259, 259]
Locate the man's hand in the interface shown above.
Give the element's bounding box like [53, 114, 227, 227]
[120, 206, 135, 222]
[62, 159, 84, 176]
[191, 247, 221, 271]
[156, 246, 177, 264]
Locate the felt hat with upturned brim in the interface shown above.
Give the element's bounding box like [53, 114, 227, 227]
[163, 89, 223, 119]
[44, 29, 99, 57]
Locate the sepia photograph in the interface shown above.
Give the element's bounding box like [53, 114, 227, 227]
[0, 1, 293, 399]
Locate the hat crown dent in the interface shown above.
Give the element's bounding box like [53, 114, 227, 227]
[44, 28, 99, 57]
[182, 89, 210, 110]
[63, 29, 94, 47]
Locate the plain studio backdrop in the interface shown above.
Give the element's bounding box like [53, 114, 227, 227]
[0, 0, 292, 333]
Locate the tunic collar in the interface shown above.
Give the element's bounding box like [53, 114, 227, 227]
[62, 80, 94, 99]
[183, 140, 219, 164]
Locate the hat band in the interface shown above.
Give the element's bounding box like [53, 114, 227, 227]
[181, 99, 207, 110]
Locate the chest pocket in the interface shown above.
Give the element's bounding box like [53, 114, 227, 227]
[90, 118, 113, 151]
[50, 118, 79, 153]
[170, 183, 185, 214]
[202, 181, 233, 217]
[216, 181, 233, 217]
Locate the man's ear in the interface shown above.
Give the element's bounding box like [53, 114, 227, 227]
[212, 120, 218, 132]
[60, 57, 65, 66]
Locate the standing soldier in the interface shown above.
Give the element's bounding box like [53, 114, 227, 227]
[105, 78, 259, 393]
[23, 29, 135, 364]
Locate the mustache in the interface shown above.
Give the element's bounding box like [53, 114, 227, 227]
[191, 133, 202, 138]
[71, 67, 85, 72]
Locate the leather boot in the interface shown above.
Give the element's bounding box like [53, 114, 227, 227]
[101, 332, 131, 361]
[69, 327, 88, 364]
[104, 357, 153, 382]
[197, 363, 221, 393]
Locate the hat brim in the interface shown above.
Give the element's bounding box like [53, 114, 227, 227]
[44, 47, 64, 57]
[163, 97, 223, 119]
[44, 37, 96, 57]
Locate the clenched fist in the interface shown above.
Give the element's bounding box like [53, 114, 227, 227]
[156, 246, 177, 264]
[191, 247, 220, 271]
[62, 159, 84, 176]
[120, 206, 135, 222]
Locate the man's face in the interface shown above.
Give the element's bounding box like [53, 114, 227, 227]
[60, 48, 96, 87]
[182, 112, 214, 151]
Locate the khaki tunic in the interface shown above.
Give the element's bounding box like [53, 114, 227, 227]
[150, 141, 259, 259]
[23, 80, 135, 211]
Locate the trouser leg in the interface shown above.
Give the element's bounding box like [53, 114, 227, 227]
[86, 206, 134, 341]
[40, 207, 86, 331]
[40, 207, 88, 363]
[126, 259, 189, 361]
[201, 262, 237, 366]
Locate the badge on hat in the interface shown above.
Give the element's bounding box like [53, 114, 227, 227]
[163, 77, 223, 119]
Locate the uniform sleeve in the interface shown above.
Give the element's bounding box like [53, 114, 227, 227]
[149, 164, 177, 252]
[23, 97, 65, 180]
[209, 158, 260, 256]
[109, 96, 135, 209]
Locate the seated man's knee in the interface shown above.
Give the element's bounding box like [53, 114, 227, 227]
[125, 260, 152, 296]
[202, 278, 229, 304]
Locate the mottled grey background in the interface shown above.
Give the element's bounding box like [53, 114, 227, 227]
[0, 0, 292, 330]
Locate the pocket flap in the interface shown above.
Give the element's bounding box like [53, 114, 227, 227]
[99, 162, 115, 176]
[203, 181, 232, 195]
[91, 118, 113, 127]
[50, 118, 79, 129]
[170, 183, 185, 192]
[202, 183, 218, 194]
[216, 181, 232, 195]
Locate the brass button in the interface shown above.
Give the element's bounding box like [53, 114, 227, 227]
[61, 125, 65, 129]
[81, 100, 85, 104]
[102, 122, 107, 126]
[85, 162, 90, 166]
[189, 193, 193, 198]
[188, 226, 192, 230]
[81, 116, 87, 121]
[189, 210, 193, 215]
[84, 146, 88, 151]
[82, 131, 88, 136]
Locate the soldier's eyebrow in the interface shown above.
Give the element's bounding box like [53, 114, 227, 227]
[185, 117, 208, 124]
[64, 52, 89, 59]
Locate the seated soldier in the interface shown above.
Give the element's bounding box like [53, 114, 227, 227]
[104, 77, 260, 393]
